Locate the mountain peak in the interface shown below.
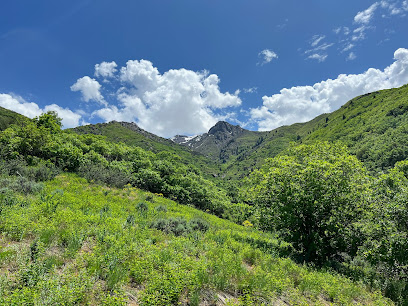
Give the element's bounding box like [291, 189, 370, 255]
[208, 121, 243, 135]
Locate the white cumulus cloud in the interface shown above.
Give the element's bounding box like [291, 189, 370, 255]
[70, 76, 105, 104]
[258, 49, 278, 65]
[251, 48, 408, 131]
[95, 61, 118, 78]
[92, 60, 242, 137]
[0, 94, 82, 128]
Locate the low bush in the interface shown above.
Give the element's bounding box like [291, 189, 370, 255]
[150, 217, 209, 236]
[136, 202, 149, 214]
[155, 205, 167, 213]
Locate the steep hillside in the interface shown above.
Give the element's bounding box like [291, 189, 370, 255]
[302, 84, 408, 171]
[0, 173, 392, 305]
[190, 84, 408, 179]
[0, 106, 28, 130]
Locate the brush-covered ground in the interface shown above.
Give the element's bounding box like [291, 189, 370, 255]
[0, 174, 391, 305]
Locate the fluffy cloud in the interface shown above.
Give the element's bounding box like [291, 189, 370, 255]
[0, 93, 42, 118]
[0, 94, 82, 128]
[251, 48, 408, 131]
[258, 49, 278, 65]
[94, 61, 118, 78]
[70, 76, 105, 104]
[43, 104, 83, 128]
[92, 60, 241, 137]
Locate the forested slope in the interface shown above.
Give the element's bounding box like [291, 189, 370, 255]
[0, 106, 28, 131]
[71, 121, 221, 178]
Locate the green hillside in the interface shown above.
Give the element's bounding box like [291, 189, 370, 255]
[0, 106, 28, 130]
[221, 84, 408, 179]
[303, 84, 408, 171]
[71, 121, 221, 178]
[0, 174, 392, 305]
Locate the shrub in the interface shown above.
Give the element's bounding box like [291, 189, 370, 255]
[0, 188, 18, 211]
[155, 205, 167, 213]
[136, 202, 149, 214]
[145, 195, 154, 202]
[78, 163, 131, 188]
[150, 217, 209, 236]
[188, 218, 209, 232]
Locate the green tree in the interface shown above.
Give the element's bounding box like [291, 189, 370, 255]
[34, 111, 62, 133]
[243, 142, 370, 263]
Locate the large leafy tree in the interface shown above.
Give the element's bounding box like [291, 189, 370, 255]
[33, 111, 62, 133]
[243, 142, 370, 263]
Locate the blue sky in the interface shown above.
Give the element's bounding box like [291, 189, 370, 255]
[1, 0, 408, 137]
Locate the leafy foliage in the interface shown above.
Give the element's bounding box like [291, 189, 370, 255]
[243, 142, 369, 263]
[0, 115, 236, 218]
[242, 141, 408, 303]
[0, 174, 390, 305]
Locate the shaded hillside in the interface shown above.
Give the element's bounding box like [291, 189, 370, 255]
[0, 106, 28, 130]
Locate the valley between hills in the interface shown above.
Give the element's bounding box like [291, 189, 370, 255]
[1, 84, 408, 304]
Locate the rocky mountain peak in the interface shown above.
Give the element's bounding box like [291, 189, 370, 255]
[208, 121, 243, 136]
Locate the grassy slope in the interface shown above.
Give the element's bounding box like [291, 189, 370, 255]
[303, 84, 408, 171]
[223, 84, 408, 179]
[71, 121, 221, 177]
[0, 174, 391, 305]
[0, 106, 28, 131]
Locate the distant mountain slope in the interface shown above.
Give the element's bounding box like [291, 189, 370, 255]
[172, 121, 262, 163]
[70, 121, 221, 177]
[171, 119, 322, 178]
[172, 84, 408, 179]
[0, 106, 28, 130]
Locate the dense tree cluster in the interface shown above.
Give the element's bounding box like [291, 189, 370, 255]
[0, 112, 235, 217]
[242, 142, 408, 303]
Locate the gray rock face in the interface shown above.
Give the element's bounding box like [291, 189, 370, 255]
[170, 121, 257, 162]
[208, 121, 244, 136]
